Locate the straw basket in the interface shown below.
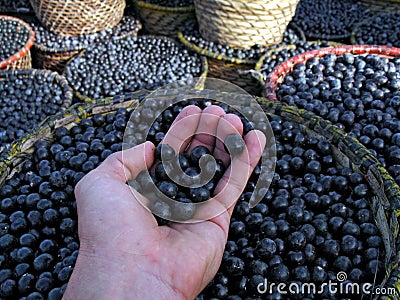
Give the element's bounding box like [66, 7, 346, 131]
[133, 0, 196, 38]
[28, 0, 126, 36]
[177, 24, 305, 96]
[178, 31, 265, 95]
[30, 16, 141, 73]
[0, 15, 35, 71]
[193, 0, 299, 49]
[256, 99, 400, 298]
[264, 44, 400, 187]
[264, 45, 400, 100]
[254, 41, 341, 86]
[360, 0, 400, 12]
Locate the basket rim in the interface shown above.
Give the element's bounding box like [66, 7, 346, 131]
[0, 68, 74, 109]
[177, 32, 258, 66]
[178, 23, 306, 66]
[134, 0, 195, 13]
[63, 35, 209, 101]
[30, 16, 142, 54]
[0, 15, 35, 69]
[264, 44, 400, 100]
[254, 40, 343, 82]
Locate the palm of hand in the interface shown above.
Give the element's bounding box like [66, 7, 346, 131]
[66, 105, 265, 299]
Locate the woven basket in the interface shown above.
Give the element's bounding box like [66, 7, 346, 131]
[255, 41, 342, 87]
[0, 15, 35, 71]
[29, 16, 141, 73]
[178, 31, 265, 96]
[0, 68, 73, 109]
[133, 0, 196, 38]
[28, 0, 126, 36]
[193, 0, 299, 49]
[0, 91, 147, 184]
[178, 23, 305, 96]
[64, 35, 208, 101]
[360, 0, 400, 12]
[264, 45, 400, 100]
[256, 99, 400, 298]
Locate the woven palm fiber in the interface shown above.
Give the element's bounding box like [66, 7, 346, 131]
[30, 16, 141, 74]
[193, 0, 299, 49]
[29, 0, 126, 36]
[134, 0, 196, 38]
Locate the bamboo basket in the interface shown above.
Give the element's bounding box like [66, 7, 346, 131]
[254, 41, 341, 87]
[63, 35, 208, 101]
[29, 16, 141, 73]
[177, 31, 266, 96]
[28, 0, 126, 36]
[264, 45, 400, 100]
[193, 0, 299, 49]
[177, 24, 305, 96]
[133, 0, 196, 38]
[0, 15, 35, 71]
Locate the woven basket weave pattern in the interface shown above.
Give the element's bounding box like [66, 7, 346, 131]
[32, 48, 81, 73]
[193, 0, 299, 49]
[0, 15, 35, 71]
[29, 0, 126, 36]
[134, 1, 196, 38]
[30, 16, 141, 73]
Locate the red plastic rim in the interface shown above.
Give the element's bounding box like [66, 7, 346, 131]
[264, 44, 400, 101]
[0, 15, 35, 70]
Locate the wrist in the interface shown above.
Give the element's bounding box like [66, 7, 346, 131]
[63, 249, 187, 300]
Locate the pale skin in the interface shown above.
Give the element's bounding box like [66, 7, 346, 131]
[63, 105, 266, 300]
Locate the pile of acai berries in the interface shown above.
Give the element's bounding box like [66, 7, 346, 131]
[275, 53, 400, 186]
[0, 98, 386, 299]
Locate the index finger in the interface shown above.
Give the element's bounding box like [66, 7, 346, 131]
[195, 130, 266, 223]
[161, 105, 202, 153]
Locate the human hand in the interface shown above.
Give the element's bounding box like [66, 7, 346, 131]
[63, 105, 266, 300]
